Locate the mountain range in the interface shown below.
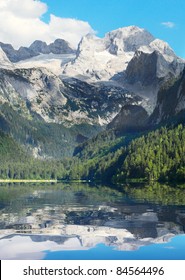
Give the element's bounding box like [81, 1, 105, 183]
[0, 25, 185, 181]
[0, 39, 74, 63]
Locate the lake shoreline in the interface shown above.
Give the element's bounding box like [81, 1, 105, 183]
[0, 179, 58, 183]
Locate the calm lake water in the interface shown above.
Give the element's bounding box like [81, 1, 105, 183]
[0, 182, 185, 260]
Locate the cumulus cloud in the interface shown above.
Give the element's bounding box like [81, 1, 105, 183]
[48, 15, 95, 48]
[0, 0, 95, 49]
[161, 21, 175, 28]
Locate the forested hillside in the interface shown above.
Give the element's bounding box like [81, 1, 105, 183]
[0, 130, 67, 179]
[0, 103, 100, 159]
[73, 124, 185, 183]
[115, 124, 185, 182]
[1, 124, 185, 182]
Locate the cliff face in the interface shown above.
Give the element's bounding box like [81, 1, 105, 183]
[149, 68, 185, 125]
[107, 104, 149, 133]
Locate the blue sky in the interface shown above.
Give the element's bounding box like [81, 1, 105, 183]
[42, 0, 185, 58]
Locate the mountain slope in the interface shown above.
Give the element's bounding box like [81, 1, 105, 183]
[0, 129, 71, 180]
[0, 59, 144, 158]
[61, 78, 143, 126]
[0, 130, 29, 162]
[0, 101, 101, 159]
[114, 124, 185, 182]
[0, 66, 143, 127]
[71, 123, 185, 183]
[107, 104, 148, 134]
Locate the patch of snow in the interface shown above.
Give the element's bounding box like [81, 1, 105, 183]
[15, 54, 75, 75]
[98, 115, 108, 126]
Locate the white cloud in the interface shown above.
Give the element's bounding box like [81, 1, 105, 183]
[1, 0, 48, 19]
[161, 21, 175, 28]
[48, 15, 95, 48]
[0, 0, 95, 49]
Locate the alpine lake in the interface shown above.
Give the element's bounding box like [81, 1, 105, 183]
[0, 182, 185, 260]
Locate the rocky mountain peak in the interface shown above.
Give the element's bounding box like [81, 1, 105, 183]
[49, 39, 74, 54]
[149, 39, 176, 58]
[29, 40, 49, 54]
[105, 26, 154, 54]
[124, 47, 184, 86]
[124, 50, 159, 86]
[76, 34, 105, 56]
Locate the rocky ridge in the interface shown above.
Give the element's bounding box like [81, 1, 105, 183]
[0, 39, 74, 63]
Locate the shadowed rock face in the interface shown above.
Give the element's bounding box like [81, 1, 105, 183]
[49, 39, 74, 54]
[29, 39, 74, 55]
[107, 104, 148, 133]
[125, 51, 159, 86]
[149, 68, 185, 125]
[0, 42, 39, 62]
[124, 50, 183, 87]
[29, 40, 50, 54]
[113, 50, 184, 108]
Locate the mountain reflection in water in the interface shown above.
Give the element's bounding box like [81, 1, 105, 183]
[0, 182, 185, 260]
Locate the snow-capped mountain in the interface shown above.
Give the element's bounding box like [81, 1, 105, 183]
[0, 25, 184, 158]
[62, 26, 154, 81]
[62, 26, 184, 83]
[61, 26, 184, 114]
[1, 29, 152, 128]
